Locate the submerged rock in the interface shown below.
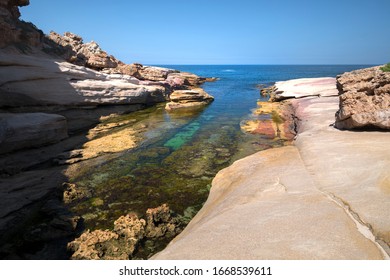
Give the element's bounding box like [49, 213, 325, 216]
[67, 204, 180, 260]
[240, 101, 296, 142]
[335, 66, 390, 130]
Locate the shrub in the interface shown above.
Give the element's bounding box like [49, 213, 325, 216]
[380, 63, 390, 72]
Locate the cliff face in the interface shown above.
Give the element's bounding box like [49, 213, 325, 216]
[0, 1, 214, 155]
[0, 0, 43, 50]
[335, 66, 390, 130]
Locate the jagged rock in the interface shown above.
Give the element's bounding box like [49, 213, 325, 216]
[68, 213, 146, 260]
[67, 204, 179, 260]
[335, 66, 390, 130]
[0, 0, 43, 49]
[46, 31, 118, 69]
[0, 113, 68, 154]
[145, 204, 177, 238]
[165, 88, 214, 110]
[122, 63, 178, 81]
[62, 182, 92, 204]
[114, 214, 146, 240]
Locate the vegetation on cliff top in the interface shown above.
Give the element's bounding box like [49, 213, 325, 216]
[380, 63, 390, 72]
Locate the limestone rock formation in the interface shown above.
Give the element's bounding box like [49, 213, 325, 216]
[0, 113, 68, 154]
[68, 204, 180, 260]
[165, 88, 214, 110]
[46, 31, 118, 70]
[335, 66, 390, 130]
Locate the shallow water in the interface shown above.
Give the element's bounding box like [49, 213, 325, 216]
[68, 65, 373, 255]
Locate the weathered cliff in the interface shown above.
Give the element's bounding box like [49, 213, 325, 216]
[335, 66, 390, 130]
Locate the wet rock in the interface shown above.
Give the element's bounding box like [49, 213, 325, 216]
[62, 182, 92, 204]
[240, 101, 296, 142]
[335, 66, 390, 130]
[145, 204, 178, 238]
[67, 204, 180, 260]
[68, 214, 145, 260]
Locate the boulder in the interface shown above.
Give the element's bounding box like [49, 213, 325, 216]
[335, 66, 390, 130]
[165, 88, 214, 110]
[0, 113, 68, 154]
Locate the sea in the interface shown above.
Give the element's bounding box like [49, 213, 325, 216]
[69, 64, 373, 258]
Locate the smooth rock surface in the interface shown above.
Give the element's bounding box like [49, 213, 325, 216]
[0, 112, 68, 154]
[272, 77, 338, 101]
[0, 52, 167, 107]
[154, 78, 390, 260]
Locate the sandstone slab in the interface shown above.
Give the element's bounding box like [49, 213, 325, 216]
[0, 52, 167, 107]
[154, 77, 390, 260]
[0, 112, 68, 154]
[272, 77, 338, 101]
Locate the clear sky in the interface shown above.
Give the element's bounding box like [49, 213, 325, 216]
[21, 0, 390, 65]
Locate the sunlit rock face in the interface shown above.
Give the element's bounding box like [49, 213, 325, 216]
[335, 66, 390, 130]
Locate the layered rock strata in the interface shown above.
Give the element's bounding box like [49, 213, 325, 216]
[335, 66, 390, 130]
[154, 77, 390, 260]
[165, 88, 214, 110]
[0, 113, 68, 154]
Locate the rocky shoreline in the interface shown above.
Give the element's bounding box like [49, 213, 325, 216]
[1, 0, 389, 260]
[0, 0, 216, 259]
[154, 75, 390, 260]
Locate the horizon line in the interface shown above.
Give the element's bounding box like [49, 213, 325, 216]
[150, 63, 380, 66]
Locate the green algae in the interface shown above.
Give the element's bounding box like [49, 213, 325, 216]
[67, 100, 286, 258]
[164, 121, 200, 150]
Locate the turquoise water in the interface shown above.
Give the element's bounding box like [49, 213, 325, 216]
[69, 65, 373, 257]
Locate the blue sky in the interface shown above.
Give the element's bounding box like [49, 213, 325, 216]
[21, 0, 390, 65]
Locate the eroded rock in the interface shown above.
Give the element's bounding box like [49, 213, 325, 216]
[165, 88, 214, 111]
[67, 204, 179, 260]
[335, 66, 390, 130]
